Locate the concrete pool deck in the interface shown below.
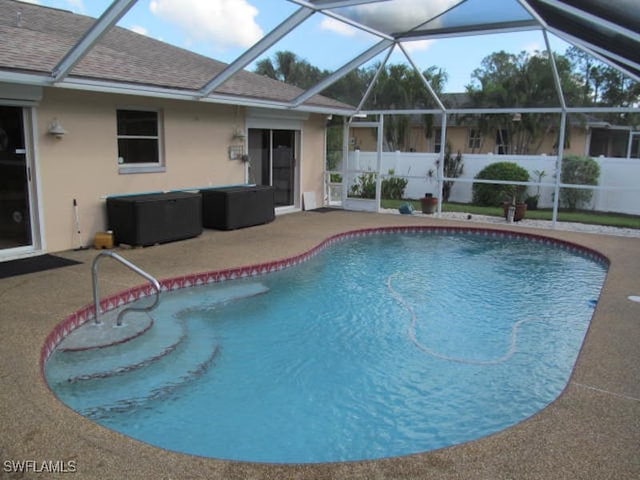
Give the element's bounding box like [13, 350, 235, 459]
[1, 210, 638, 479]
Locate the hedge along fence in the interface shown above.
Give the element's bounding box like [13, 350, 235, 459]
[338, 151, 640, 215]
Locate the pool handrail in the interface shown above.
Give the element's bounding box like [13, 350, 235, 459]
[92, 250, 161, 326]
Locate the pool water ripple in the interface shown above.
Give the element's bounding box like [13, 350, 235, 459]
[45, 231, 607, 464]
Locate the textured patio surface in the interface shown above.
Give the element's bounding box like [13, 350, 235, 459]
[1, 210, 638, 480]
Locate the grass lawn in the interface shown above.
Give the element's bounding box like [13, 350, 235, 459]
[381, 199, 640, 230]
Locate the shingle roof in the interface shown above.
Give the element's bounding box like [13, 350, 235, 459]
[0, 0, 353, 111]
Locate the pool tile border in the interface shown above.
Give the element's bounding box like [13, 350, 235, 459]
[41, 226, 609, 374]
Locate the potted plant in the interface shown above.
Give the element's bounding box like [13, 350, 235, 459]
[502, 185, 527, 222]
[421, 192, 438, 214]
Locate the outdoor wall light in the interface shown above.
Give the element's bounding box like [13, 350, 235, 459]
[231, 128, 245, 141]
[48, 118, 67, 139]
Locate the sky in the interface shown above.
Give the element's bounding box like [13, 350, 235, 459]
[24, 0, 573, 93]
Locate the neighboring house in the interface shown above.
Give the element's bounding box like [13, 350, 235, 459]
[351, 118, 588, 156]
[588, 124, 640, 158]
[351, 93, 639, 158]
[0, 0, 353, 259]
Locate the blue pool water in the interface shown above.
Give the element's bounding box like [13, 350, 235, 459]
[46, 232, 607, 463]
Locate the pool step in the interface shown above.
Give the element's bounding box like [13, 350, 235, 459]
[47, 282, 269, 384]
[50, 317, 219, 419]
[45, 312, 186, 385]
[46, 281, 270, 419]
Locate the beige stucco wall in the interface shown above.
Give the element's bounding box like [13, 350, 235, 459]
[352, 122, 590, 157]
[34, 89, 326, 252]
[300, 115, 326, 209]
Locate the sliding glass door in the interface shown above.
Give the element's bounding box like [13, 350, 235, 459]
[248, 128, 297, 208]
[0, 106, 33, 251]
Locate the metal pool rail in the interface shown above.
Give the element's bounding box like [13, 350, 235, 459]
[92, 251, 161, 326]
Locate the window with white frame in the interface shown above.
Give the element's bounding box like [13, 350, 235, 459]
[116, 109, 163, 171]
[468, 128, 481, 150]
[433, 127, 442, 153]
[495, 128, 509, 154]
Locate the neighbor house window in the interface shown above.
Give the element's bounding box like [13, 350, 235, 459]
[433, 127, 442, 153]
[117, 109, 163, 172]
[468, 128, 481, 150]
[496, 129, 509, 154]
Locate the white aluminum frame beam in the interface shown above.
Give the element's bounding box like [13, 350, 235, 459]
[397, 42, 446, 111]
[542, 29, 567, 110]
[289, 0, 392, 9]
[548, 28, 640, 83]
[51, 0, 138, 82]
[290, 0, 395, 40]
[534, 0, 640, 44]
[410, 0, 470, 33]
[517, 1, 567, 109]
[291, 39, 394, 107]
[517, 0, 549, 28]
[355, 46, 394, 112]
[199, 0, 396, 98]
[198, 7, 315, 97]
[395, 20, 540, 41]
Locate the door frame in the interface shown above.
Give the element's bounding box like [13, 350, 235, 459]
[0, 104, 43, 260]
[246, 109, 305, 212]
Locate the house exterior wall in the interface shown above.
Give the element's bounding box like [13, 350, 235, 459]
[351, 123, 591, 157]
[300, 114, 327, 210]
[34, 88, 326, 253]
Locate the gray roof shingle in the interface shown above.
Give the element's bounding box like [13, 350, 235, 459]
[0, 0, 352, 110]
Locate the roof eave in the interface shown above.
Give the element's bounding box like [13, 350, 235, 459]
[0, 70, 356, 116]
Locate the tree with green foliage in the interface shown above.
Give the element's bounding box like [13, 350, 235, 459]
[365, 63, 446, 151]
[463, 50, 581, 154]
[255, 50, 372, 106]
[254, 51, 324, 90]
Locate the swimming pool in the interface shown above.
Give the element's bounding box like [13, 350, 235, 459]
[44, 228, 607, 464]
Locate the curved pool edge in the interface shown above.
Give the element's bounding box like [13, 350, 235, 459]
[5, 212, 633, 480]
[40, 224, 611, 388]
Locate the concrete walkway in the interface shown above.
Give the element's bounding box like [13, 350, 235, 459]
[1, 211, 638, 479]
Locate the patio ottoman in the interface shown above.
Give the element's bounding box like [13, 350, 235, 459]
[106, 192, 202, 246]
[200, 185, 275, 230]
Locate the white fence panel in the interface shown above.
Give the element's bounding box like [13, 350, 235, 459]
[593, 157, 640, 215]
[446, 154, 558, 207]
[341, 152, 639, 215]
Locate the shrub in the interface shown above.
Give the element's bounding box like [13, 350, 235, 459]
[472, 161, 530, 206]
[350, 169, 409, 200]
[381, 169, 408, 200]
[349, 171, 376, 198]
[560, 155, 600, 210]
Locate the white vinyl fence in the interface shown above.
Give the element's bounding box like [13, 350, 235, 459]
[329, 151, 640, 216]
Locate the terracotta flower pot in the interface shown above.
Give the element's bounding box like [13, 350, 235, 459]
[421, 196, 438, 214]
[502, 202, 527, 221]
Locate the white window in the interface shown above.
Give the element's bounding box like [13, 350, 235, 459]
[468, 128, 481, 149]
[496, 129, 509, 154]
[117, 109, 164, 173]
[433, 127, 442, 153]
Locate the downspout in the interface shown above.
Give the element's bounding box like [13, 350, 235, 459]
[438, 114, 447, 216]
[376, 114, 384, 212]
[342, 116, 350, 206]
